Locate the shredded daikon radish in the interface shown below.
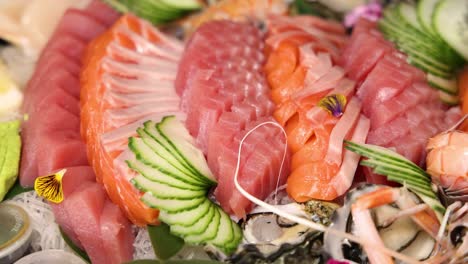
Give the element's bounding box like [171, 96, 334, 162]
[10, 191, 68, 252]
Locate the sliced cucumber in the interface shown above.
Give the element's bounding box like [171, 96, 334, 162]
[433, 0, 468, 61]
[344, 141, 446, 220]
[427, 74, 458, 95]
[438, 90, 460, 105]
[157, 116, 216, 184]
[225, 221, 243, 252]
[159, 198, 212, 226]
[143, 121, 202, 181]
[171, 203, 216, 236]
[131, 175, 206, 199]
[184, 206, 221, 245]
[417, 0, 441, 36]
[398, 2, 424, 31]
[137, 128, 207, 187]
[129, 137, 207, 186]
[128, 156, 203, 191]
[126, 116, 242, 253]
[141, 192, 206, 212]
[209, 208, 234, 247]
[184, 207, 221, 244]
[158, 0, 202, 10]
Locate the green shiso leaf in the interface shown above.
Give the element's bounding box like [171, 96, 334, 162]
[59, 227, 91, 263]
[345, 140, 445, 221]
[4, 179, 33, 200]
[148, 223, 185, 260]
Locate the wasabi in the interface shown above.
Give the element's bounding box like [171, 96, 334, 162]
[0, 120, 21, 201]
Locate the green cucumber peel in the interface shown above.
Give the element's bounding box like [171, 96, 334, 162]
[345, 141, 445, 221]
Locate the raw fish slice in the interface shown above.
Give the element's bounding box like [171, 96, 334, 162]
[20, 104, 81, 186]
[340, 18, 462, 185]
[38, 34, 86, 64]
[357, 58, 413, 116]
[65, 183, 107, 264]
[104, 89, 179, 107]
[37, 132, 88, 176]
[49, 166, 96, 249]
[100, 200, 133, 263]
[83, 0, 120, 26]
[178, 20, 288, 217]
[51, 9, 107, 42]
[81, 14, 182, 225]
[31, 86, 80, 117]
[264, 15, 365, 201]
[100, 112, 186, 153]
[103, 101, 180, 128]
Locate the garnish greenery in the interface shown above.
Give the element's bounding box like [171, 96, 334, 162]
[148, 223, 185, 260]
[345, 140, 445, 221]
[59, 227, 91, 263]
[4, 179, 33, 200]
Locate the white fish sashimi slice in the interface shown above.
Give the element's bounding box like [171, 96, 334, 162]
[104, 102, 181, 128]
[101, 112, 186, 153]
[106, 42, 179, 70]
[101, 73, 174, 93]
[104, 89, 179, 107]
[101, 58, 176, 81]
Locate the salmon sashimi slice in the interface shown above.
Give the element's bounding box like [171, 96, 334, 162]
[264, 15, 369, 201]
[80, 14, 185, 225]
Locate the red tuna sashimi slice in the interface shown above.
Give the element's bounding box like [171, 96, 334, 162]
[83, 0, 121, 26]
[357, 58, 413, 116]
[65, 183, 107, 264]
[51, 9, 107, 42]
[341, 18, 461, 184]
[369, 82, 439, 129]
[20, 104, 81, 186]
[178, 20, 289, 217]
[31, 86, 80, 117]
[50, 166, 97, 249]
[100, 200, 134, 264]
[339, 31, 393, 83]
[38, 35, 86, 65]
[36, 131, 88, 176]
[25, 69, 80, 109]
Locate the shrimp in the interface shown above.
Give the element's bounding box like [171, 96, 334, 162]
[426, 115, 468, 201]
[351, 186, 443, 264]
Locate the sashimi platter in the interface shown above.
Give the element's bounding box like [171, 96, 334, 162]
[0, 0, 467, 263]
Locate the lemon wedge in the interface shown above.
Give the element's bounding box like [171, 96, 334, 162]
[0, 59, 22, 117]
